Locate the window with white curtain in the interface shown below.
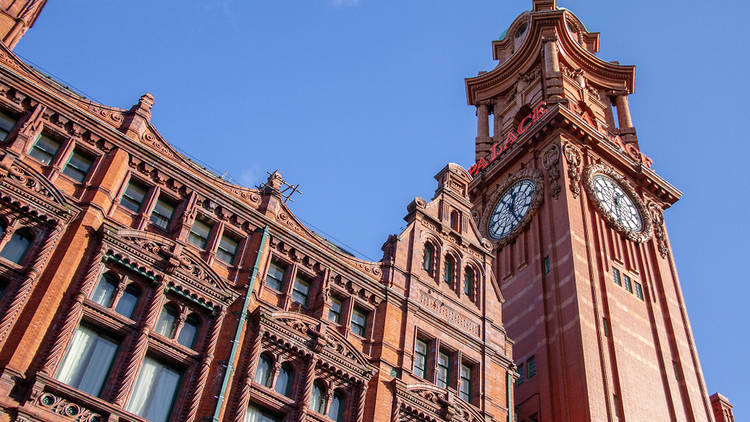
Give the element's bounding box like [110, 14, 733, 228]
[245, 405, 281, 422]
[126, 356, 181, 422]
[55, 325, 118, 397]
[310, 381, 326, 413]
[176, 313, 200, 348]
[91, 273, 118, 307]
[114, 284, 140, 319]
[254, 355, 272, 387]
[328, 391, 345, 422]
[274, 363, 293, 397]
[154, 304, 178, 338]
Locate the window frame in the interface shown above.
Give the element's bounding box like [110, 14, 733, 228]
[188, 218, 214, 250]
[350, 306, 368, 338]
[436, 349, 451, 389]
[413, 337, 429, 379]
[28, 132, 62, 165]
[216, 231, 240, 265]
[149, 196, 177, 231]
[264, 259, 286, 292]
[291, 273, 311, 306]
[0, 110, 17, 141]
[328, 296, 343, 324]
[61, 148, 96, 183]
[459, 361, 473, 403]
[120, 178, 150, 214]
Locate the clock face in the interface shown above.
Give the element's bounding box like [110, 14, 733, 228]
[591, 174, 643, 232]
[488, 179, 536, 240]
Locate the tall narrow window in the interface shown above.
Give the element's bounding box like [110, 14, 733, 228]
[154, 304, 178, 338]
[274, 363, 293, 397]
[437, 350, 450, 388]
[328, 297, 343, 323]
[292, 275, 310, 306]
[265, 261, 285, 291]
[516, 363, 524, 385]
[634, 282, 644, 300]
[623, 275, 633, 293]
[188, 219, 213, 249]
[443, 256, 455, 286]
[56, 325, 118, 397]
[114, 284, 140, 319]
[0, 228, 32, 264]
[150, 197, 175, 230]
[603, 317, 610, 337]
[28, 134, 60, 165]
[423, 243, 433, 273]
[216, 234, 239, 265]
[328, 391, 345, 422]
[120, 180, 148, 213]
[351, 307, 368, 337]
[254, 355, 273, 387]
[463, 267, 473, 297]
[62, 149, 94, 183]
[527, 356, 536, 378]
[310, 381, 327, 413]
[413, 338, 428, 378]
[543, 256, 551, 274]
[126, 356, 182, 422]
[459, 363, 472, 402]
[0, 111, 16, 141]
[91, 273, 118, 307]
[177, 314, 200, 348]
[245, 405, 281, 422]
[613, 268, 622, 286]
[450, 210, 460, 232]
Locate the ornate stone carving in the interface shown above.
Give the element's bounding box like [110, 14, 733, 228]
[582, 164, 653, 243]
[648, 201, 669, 258]
[542, 144, 561, 199]
[417, 289, 480, 337]
[562, 142, 582, 198]
[478, 168, 545, 249]
[36, 392, 102, 422]
[520, 65, 541, 83]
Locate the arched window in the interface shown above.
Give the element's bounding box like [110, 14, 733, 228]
[443, 255, 455, 287]
[463, 267, 474, 297]
[154, 304, 179, 338]
[177, 314, 200, 349]
[328, 391, 345, 422]
[450, 210, 460, 232]
[254, 354, 273, 387]
[115, 284, 140, 319]
[422, 243, 434, 273]
[91, 272, 118, 307]
[274, 363, 293, 397]
[310, 381, 326, 413]
[0, 228, 32, 264]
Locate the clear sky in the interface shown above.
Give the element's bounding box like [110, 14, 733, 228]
[15, 0, 748, 417]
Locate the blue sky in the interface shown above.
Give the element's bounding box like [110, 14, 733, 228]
[16, 0, 748, 417]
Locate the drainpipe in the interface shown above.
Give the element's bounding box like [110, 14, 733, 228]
[212, 225, 270, 422]
[507, 371, 514, 422]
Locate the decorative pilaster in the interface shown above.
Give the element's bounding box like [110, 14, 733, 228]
[296, 355, 318, 422]
[354, 383, 367, 422]
[562, 142, 582, 198]
[231, 327, 265, 422]
[542, 144, 561, 200]
[648, 202, 669, 259]
[390, 397, 401, 422]
[475, 102, 493, 162]
[112, 278, 167, 406]
[40, 247, 106, 376]
[0, 222, 62, 351]
[184, 306, 226, 422]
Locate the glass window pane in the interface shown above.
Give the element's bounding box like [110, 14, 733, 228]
[613, 268, 622, 286]
[188, 220, 212, 249]
[460, 363, 472, 402]
[150, 198, 175, 230]
[114, 285, 140, 319]
[55, 325, 118, 397]
[217, 235, 238, 264]
[463, 268, 473, 296]
[292, 277, 309, 306]
[0, 229, 32, 264]
[245, 405, 280, 422]
[177, 315, 200, 348]
[0, 111, 16, 140]
[328, 392, 345, 422]
[437, 351, 450, 388]
[155, 305, 178, 338]
[265, 262, 285, 291]
[126, 356, 181, 422]
[120, 181, 148, 213]
[414, 338, 427, 378]
[63, 150, 94, 182]
[91, 273, 117, 307]
[328, 297, 342, 323]
[274, 365, 292, 397]
[29, 134, 60, 164]
[423, 244, 433, 271]
[635, 282, 644, 300]
[254, 355, 272, 387]
[624, 275, 633, 293]
[351, 308, 367, 337]
[310, 382, 325, 413]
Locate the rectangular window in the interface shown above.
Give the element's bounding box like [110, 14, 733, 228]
[437, 350, 450, 389]
[526, 356, 536, 378]
[623, 275, 633, 293]
[459, 363, 472, 402]
[603, 317, 610, 337]
[516, 363, 524, 385]
[29, 134, 61, 165]
[62, 149, 94, 182]
[120, 180, 148, 213]
[0, 111, 16, 141]
[188, 219, 213, 249]
[351, 307, 368, 337]
[328, 297, 343, 323]
[614, 394, 622, 419]
[126, 356, 182, 422]
[613, 268, 622, 286]
[149, 197, 175, 230]
[292, 275, 310, 306]
[55, 325, 118, 397]
[634, 282, 644, 300]
[265, 261, 285, 291]
[413, 338, 428, 379]
[216, 234, 239, 265]
[543, 256, 550, 274]
[673, 360, 681, 380]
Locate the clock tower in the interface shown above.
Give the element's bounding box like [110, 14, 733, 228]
[465, 1, 715, 421]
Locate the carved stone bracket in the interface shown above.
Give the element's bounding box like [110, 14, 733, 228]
[648, 201, 669, 258]
[562, 142, 582, 198]
[542, 144, 561, 199]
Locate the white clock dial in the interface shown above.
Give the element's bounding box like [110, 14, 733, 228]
[591, 174, 643, 232]
[488, 179, 536, 240]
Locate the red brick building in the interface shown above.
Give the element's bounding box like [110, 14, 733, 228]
[0, 1, 733, 422]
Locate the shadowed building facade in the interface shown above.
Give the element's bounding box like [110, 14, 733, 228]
[0, 1, 733, 422]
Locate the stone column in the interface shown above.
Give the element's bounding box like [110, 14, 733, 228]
[543, 36, 564, 102]
[615, 95, 633, 130]
[296, 355, 318, 422]
[184, 306, 226, 422]
[231, 327, 265, 422]
[475, 103, 493, 162]
[354, 383, 367, 422]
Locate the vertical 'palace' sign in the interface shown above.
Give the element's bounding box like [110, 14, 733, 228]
[468, 101, 547, 177]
